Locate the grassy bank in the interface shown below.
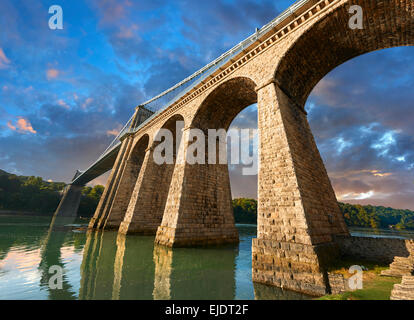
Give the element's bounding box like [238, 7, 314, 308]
[319, 259, 401, 300]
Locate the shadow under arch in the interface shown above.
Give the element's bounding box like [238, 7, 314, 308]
[104, 134, 150, 229]
[274, 0, 414, 108]
[119, 114, 185, 235]
[191, 77, 257, 131]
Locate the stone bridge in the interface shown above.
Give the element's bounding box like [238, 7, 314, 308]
[55, 0, 414, 295]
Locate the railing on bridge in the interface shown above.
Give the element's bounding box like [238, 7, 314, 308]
[72, 0, 312, 185]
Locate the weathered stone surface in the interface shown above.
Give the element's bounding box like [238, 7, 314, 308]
[252, 238, 340, 296]
[335, 236, 414, 264]
[104, 135, 149, 230]
[391, 276, 414, 300]
[118, 115, 184, 235]
[381, 256, 414, 277]
[327, 273, 347, 295]
[88, 138, 132, 230]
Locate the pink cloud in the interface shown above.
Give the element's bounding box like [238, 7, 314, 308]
[81, 97, 93, 109]
[46, 68, 60, 80]
[116, 24, 139, 39]
[57, 99, 70, 109]
[107, 128, 120, 137]
[0, 48, 11, 69]
[93, 0, 133, 25]
[7, 121, 16, 131]
[8, 117, 37, 134]
[106, 124, 122, 137]
[17, 117, 37, 134]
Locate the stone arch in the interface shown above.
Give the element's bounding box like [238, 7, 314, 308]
[191, 76, 257, 131]
[129, 134, 150, 175]
[274, 0, 414, 108]
[153, 113, 185, 158]
[155, 77, 257, 247]
[119, 114, 185, 234]
[104, 134, 149, 229]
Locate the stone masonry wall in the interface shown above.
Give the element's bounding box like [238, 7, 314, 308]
[104, 135, 148, 230]
[119, 116, 183, 235]
[155, 127, 239, 247]
[335, 235, 414, 264]
[88, 139, 131, 229]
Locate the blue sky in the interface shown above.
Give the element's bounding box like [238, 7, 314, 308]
[0, 0, 413, 210]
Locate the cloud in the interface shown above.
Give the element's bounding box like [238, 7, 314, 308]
[7, 117, 37, 134]
[0, 48, 11, 69]
[81, 97, 93, 110]
[340, 190, 375, 201]
[7, 121, 16, 130]
[46, 68, 60, 80]
[57, 99, 70, 109]
[305, 47, 414, 210]
[115, 24, 139, 39]
[106, 128, 120, 137]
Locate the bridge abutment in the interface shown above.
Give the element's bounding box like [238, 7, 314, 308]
[53, 184, 83, 217]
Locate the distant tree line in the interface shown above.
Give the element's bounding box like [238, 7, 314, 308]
[232, 198, 414, 230]
[1, 169, 414, 230]
[0, 169, 103, 216]
[339, 202, 414, 230]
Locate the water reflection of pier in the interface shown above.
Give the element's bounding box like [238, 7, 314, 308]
[79, 231, 237, 300]
[79, 231, 155, 299]
[40, 220, 309, 300]
[38, 215, 78, 300]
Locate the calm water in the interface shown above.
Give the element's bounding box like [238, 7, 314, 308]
[0, 215, 413, 300]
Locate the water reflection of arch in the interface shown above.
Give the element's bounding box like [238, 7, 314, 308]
[152, 244, 237, 300]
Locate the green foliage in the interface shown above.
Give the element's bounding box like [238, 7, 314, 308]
[78, 185, 104, 217]
[0, 172, 64, 213]
[339, 202, 414, 230]
[231, 199, 414, 230]
[0, 169, 103, 216]
[232, 198, 257, 224]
